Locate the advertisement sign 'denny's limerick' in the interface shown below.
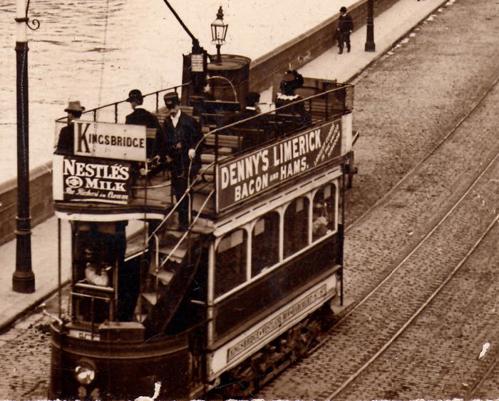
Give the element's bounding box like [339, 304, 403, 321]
[216, 119, 342, 211]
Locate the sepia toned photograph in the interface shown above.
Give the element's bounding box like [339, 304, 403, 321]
[0, 0, 499, 399]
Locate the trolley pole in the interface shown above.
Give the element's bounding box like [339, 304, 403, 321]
[365, 0, 376, 52]
[12, 0, 36, 293]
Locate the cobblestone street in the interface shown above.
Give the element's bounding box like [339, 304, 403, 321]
[1, 0, 499, 399]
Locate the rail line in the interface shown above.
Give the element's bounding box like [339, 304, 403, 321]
[326, 211, 499, 399]
[346, 72, 499, 234]
[319, 74, 499, 398]
[466, 346, 499, 399]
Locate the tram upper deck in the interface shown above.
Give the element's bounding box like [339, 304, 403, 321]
[53, 77, 354, 223]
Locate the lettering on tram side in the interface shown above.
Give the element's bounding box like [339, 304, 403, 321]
[53, 155, 131, 204]
[217, 120, 341, 211]
[227, 284, 328, 362]
[74, 120, 146, 162]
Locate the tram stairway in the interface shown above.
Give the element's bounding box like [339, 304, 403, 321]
[136, 216, 212, 337]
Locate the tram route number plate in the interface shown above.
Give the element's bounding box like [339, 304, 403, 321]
[191, 53, 204, 72]
[69, 329, 100, 341]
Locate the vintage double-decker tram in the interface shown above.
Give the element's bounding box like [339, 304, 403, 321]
[48, 44, 355, 398]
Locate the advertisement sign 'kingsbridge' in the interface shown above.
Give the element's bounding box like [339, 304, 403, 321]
[73, 120, 147, 162]
[53, 155, 132, 205]
[216, 119, 342, 211]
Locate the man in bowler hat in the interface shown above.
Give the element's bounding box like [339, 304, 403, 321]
[55, 100, 85, 155]
[337, 6, 354, 54]
[159, 92, 203, 230]
[125, 89, 162, 160]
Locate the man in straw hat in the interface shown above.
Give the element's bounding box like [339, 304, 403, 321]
[55, 100, 85, 155]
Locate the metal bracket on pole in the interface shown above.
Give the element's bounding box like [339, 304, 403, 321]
[15, 0, 40, 31]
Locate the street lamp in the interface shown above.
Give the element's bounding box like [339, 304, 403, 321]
[12, 0, 39, 293]
[210, 6, 228, 63]
[365, 0, 376, 52]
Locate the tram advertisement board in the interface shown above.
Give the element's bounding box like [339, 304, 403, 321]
[216, 119, 342, 211]
[53, 155, 132, 204]
[73, 120, 146, 162]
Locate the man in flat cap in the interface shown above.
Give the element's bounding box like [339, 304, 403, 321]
[159, 92, 203, 230]
[55, 100, 85, 155]
[125, 89, 162, 161]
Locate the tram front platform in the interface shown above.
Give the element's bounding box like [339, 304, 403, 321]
[0, 0, 448, 332]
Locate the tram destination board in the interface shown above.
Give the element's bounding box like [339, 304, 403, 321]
[53, 155, 132, 204]
[73, 120, 147, 161]
[216, 119, 342, 211]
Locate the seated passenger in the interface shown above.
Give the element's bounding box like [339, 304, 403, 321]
[312, 202, 329, 239]
[84, 262, 111, 287]
[239, 92, 264, 150]
[55, 100, 85, 155]
[275, 70, 311, 128]
[240, 91, 261, 121]
[125, 89, 163, 162]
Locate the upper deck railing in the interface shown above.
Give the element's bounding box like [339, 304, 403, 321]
[53, 79, 353, 218]
[55, 82, 190, 124]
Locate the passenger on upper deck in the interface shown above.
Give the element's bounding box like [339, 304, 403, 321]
[240, 92, 261, 121]
[55, 100, 85, 155]
[125, 89, 162, 160]
[158, 92, 204, 230]
[275, 70, 311, 128]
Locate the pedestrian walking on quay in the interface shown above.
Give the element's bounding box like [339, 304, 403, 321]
[337, 6, 353, 54]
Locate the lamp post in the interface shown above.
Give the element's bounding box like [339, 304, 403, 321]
[12, 0, 39, 293]
[365, 0, 376, 52]
[210, 6, 228, 63]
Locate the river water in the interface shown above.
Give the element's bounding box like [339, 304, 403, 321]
[0, 0, 348, 182]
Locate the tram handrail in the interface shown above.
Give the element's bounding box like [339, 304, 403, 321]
[157, 189, 215, 271]
[55, 82, 191, 123]
[146, 159, 216, 242]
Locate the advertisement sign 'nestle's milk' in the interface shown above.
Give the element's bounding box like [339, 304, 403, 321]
[73, 120, 147, 162]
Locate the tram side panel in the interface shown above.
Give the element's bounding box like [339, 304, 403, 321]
[207, 233, 341, 380]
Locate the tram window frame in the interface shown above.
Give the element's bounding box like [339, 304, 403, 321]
[214, 228, 248, 298]
[283, 196, 310, 259]
[312, 182, 338, 242]
[251, 212, 280, 278]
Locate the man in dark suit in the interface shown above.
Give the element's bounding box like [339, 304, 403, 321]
[125, 89, 162, 160]
[337, 6, 354, 54]
[159, 92, 203, 230]
[55, 100, 85, 155]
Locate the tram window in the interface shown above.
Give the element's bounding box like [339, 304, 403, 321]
[215, 229, 247, 297]
[252, 212, 279, 277]
[284, 197, 310, 258]
[312, 183, 337, 241]
[73, 295, 110, 324]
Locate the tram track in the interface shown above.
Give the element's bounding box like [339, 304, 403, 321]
[345, 73, 499, 234]
[258, 17, 499, 398]
[257, 137, 499, 398]
[325, 210, 499, 400]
